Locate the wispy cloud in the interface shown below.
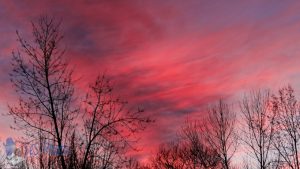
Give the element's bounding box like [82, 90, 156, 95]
[1, 0, 300, 161]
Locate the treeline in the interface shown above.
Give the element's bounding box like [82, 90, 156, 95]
[136, 86, 300, 169]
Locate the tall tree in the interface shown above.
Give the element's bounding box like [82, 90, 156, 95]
[181, 121, 221, 169]
[272, 86, 300, 169]
[9, 16, 76, 169]
[81, 75, 151, 169]
[202, 100, 237, 169]
[240, 90, 278, 169]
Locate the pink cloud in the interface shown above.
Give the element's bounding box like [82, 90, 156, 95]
[1, 0, 300, 163]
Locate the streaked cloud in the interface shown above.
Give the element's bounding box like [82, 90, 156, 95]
[1, 0, 300, 162]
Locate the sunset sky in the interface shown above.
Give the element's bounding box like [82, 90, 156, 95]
[1, 0, 300, 163]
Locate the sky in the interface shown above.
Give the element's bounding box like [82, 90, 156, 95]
[1, 0, 300, 163]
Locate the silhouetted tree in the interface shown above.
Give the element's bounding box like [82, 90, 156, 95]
[151, 120, 221, 169]
[66, 131, 80, 169]
[9, 16, 76, 169]
[181, 121, 221, 169]
[125, 158, 146, 169]
[201, 100, 237, 169]
[272, 86, 300, 169]
[81, 75, 151, 169]
[240, 90, 279, 169]
[151, 142, 188, 169]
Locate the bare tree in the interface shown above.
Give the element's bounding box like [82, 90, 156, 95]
[9, 16, 77, 169]
[180, 121, 221, 169]
[81, 75, 151, 169]
[202, 100, 237, 169]
[151, 142, 188, 169]
[240, 90, 279, 169]
[66, 131, 80, 169]
[124, 158, 149, 169]
[151, 120, 221, 169]
[271, 86, 300, 169]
